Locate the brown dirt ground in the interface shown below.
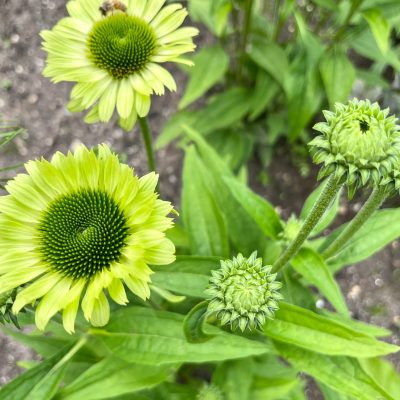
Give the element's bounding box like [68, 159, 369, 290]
[0, 1, 399, 398]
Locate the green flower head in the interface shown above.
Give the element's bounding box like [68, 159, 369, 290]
[309, 99, 400, 198]
[41, 0, 198, 131]
[0, 144, 175, 333]
[206, 252, 282, 332]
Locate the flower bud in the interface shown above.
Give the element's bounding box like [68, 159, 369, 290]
[206, 252, 283, 332]
[309, 99, 400, 198]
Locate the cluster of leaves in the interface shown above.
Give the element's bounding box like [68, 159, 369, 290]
[0, 114, 24, 191]
[3, 1, 400, 400]
[2, 128, 400, 399]
[158, 0, 400, 174]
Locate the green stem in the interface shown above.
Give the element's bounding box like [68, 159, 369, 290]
[52, 336, 88, 371]
[272, 0, 284, 41]
[272, 175, 342, 273]
[138, 116, 156, 172]
[237, 0, 254, 81]
[331, 0, 364, 43]
[322, 186, 390, 260]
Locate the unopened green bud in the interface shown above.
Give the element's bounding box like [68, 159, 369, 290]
[309, 99, 400, 198]
[206, 252, 283, 332]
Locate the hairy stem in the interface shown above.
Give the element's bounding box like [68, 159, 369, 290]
[322, 186, 390, 260]
[237, 0, 254, 81]
[138, 116, 156, 172]
[272, 175, 342, 273]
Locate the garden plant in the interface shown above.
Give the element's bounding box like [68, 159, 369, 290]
[1, 0, 400, 399]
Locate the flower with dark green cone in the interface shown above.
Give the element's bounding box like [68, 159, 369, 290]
[41, 0, 198, 131]
[0, 144, 175, 333]
[206, 252, 282, 332]
[309, 99, 400, 198]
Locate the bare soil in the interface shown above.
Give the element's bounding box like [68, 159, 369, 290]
[0, 1, 399, 398]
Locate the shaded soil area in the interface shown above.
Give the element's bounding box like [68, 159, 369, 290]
[1, 0, 400, 398]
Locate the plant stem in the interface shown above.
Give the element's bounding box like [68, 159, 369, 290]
[322, 186, 390, 260]
[237, 0, 254, 81]
[138, 116, 156, 172]
[272, 175, 342, 273]
[53, 336, 88, 371]
[332, 0, 364, 43]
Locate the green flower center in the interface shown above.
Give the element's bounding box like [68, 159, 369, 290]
[222, 270, 270, 312]
[333, 113, 391, 163]
[38, 189, 129, 280]
[358, 119, 370, 133]
[87, 14, 157, 79]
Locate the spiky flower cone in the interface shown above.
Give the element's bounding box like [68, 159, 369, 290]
[206, 252, 283, 332]
[309, 99, 400, 198]
[0, 144, 175, 333]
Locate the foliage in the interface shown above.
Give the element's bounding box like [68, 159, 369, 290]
[157, 0, 400, 173]
[2, 1, 400, 399]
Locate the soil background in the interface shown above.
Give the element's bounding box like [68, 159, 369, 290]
[0, 1, 400, 399]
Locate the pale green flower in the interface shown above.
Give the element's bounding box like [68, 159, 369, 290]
[0, 144, 175, 333]
[41, 0, 198, 130]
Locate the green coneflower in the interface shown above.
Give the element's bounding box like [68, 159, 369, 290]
[206, 252, 283, 332]
[309, 99, 400, 198]
[0, 144, 175, 333]
[41, 0, 198, 130]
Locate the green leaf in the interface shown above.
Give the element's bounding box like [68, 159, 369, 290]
[264, 302, 399, 357]
[321, 309, 391, 338]
[322, 209, 400, 272]
[275, 343, 393, 400]
[157, 87, 252, 148]
[300, 179, 342, 236]
[281, 270, 317, 311]
[320, 47, 356, 107]
[286, 55, 323, 139]
[250, 355, 303, 400]
[291, 248, 349, 316]
[188, 0, 231, 37]
[182, 146, 230, 257]
[362, 9, 391, 54]
[214, 358, 255, 400]
[223, 176, 282, 239]
[151, 256, 219, 298]
[166, 224, 189, 251]
[93, 307, 271, 364]
[56, 357, 170, 400]
[194, 87, 252, 134]
[182, 126, 266, 254]
[311, 0, 338, 11]
[248, 70, 280, 121]
[155, 110, 198, 149]
[183, 301, 212, 343]
[249, 41, 289, 89]
[206, 128, 253, 171]
[179, 46, 229, 109]
[0, 344, 73, 400]
[359, 357, 400, 400]
[350, 29, 400, 72]
[319, 383, 351, 400]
